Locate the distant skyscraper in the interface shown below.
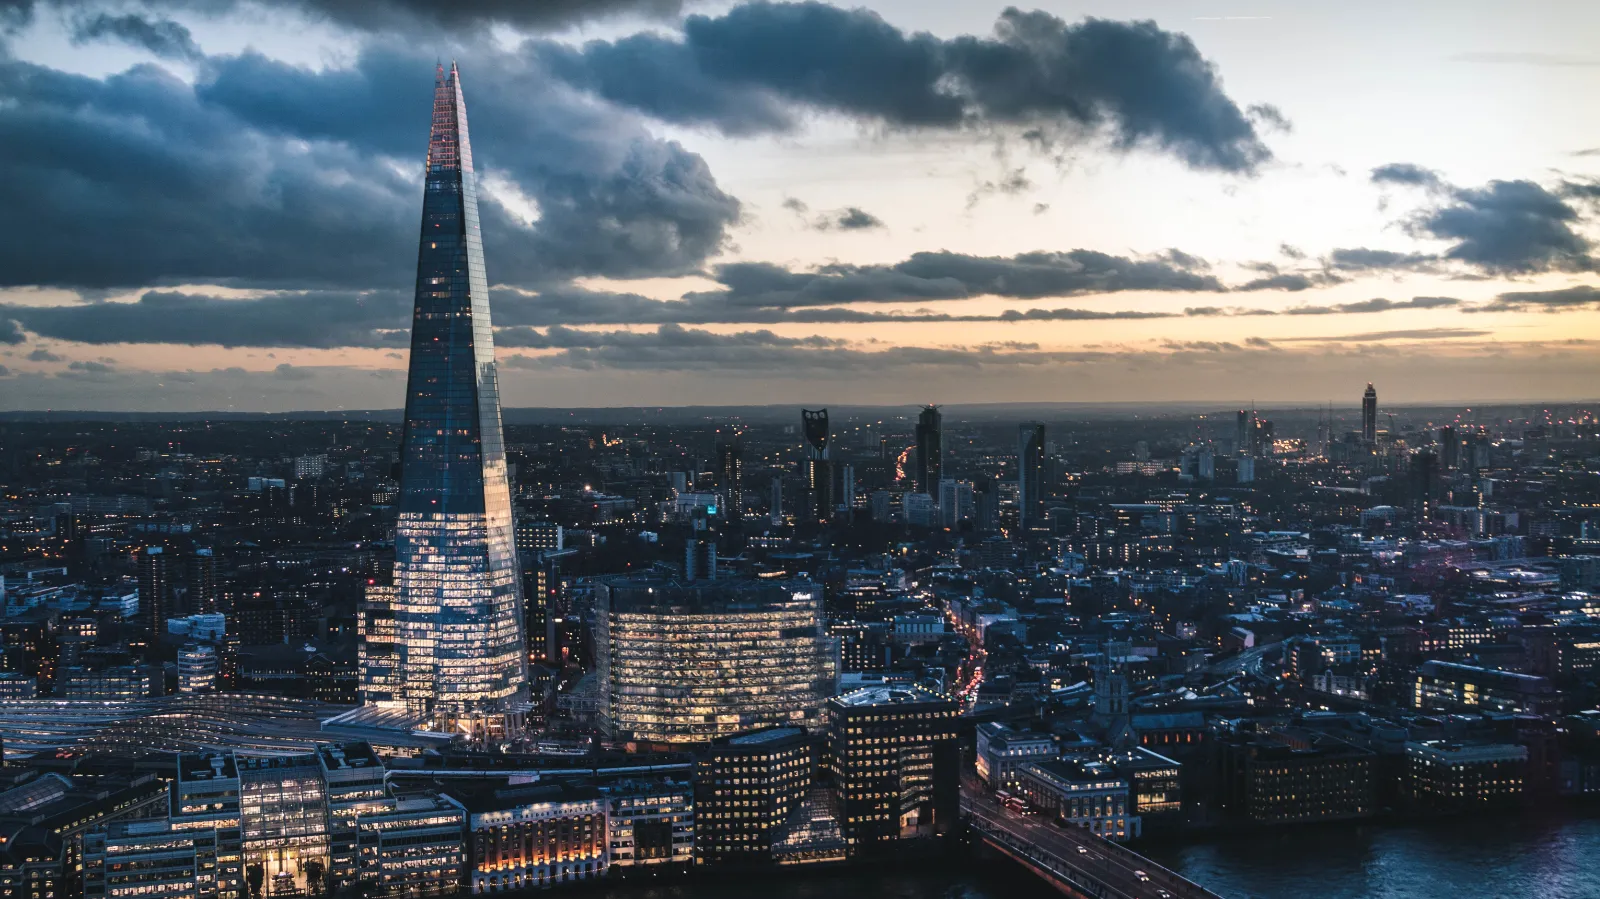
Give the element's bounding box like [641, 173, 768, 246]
[1362, 383, 1378, 444]
[716, 435, 743, 519]
[187, 547, 216, 615]
[388, 63, 528, 739]
[137, 545, 171, 648]
[1018, 422, 1045, 530]
[801, 409, 833, 522]
[915, 405, 942, 494]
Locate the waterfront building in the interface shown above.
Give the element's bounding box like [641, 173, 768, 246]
[975, 722, 1055, 789]
[318, 741, 390, 890]
[601, 778, 695, 870]
[1412, 660, 1558, 716]
[85, 820, 237, 899]
[1214, 724, 1375, 825]
[453, 782, 606, 891]
[695, 727, 815, 865]
[1406, 741, 1527, 811]
[1106, 747, 1184, 825]
[827, 686, 960, 849]
[1014, 759, 1141, 842]
[351, 796, 467, 896]
[595, 576, 836, 744]
[387, 62, 528, 740]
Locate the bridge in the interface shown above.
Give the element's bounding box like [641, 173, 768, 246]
[962, 781, 1225, 899]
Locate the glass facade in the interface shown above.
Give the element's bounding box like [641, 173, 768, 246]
[391, 63, 528, 739]
[596, 578, 837, 744]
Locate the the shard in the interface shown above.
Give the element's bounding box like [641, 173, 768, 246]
[389, 63, 527, 739]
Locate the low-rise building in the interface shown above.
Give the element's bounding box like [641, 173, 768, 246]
[975, 722, 1055, 789]
[601, 778, 694, 870]
[452, 782, 606, 892]
[1406, 741, 1527, 811]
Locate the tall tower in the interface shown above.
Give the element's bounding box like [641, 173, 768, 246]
[1362, 383, 1378, 444]
[915, 405, 942, 495]
[716, 434, 743, 520]
[137, 546, 171, 650]
[801, 409, 833, 522]
[1017, 421, 1045, 530]
[389, 63, 528, 740]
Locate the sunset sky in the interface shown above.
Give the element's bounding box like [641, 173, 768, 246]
[2, 0, 1600, 411]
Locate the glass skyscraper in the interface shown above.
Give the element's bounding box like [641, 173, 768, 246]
[389, 63, 528, 739]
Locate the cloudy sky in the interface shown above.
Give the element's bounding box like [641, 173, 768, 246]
[1, 0, 1599, 412]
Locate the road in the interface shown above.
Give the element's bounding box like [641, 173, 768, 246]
[1207, 641, 1280, 677]
[962, 775, 1223, 899]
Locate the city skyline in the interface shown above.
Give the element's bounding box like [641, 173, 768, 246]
[2, 1, 1600, 410]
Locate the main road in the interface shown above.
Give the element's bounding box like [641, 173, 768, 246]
[962, 775, 1223, 899]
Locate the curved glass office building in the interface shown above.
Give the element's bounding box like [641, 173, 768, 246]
[596, 577, 837, 744]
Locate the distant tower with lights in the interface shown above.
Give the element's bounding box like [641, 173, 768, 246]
[1362, 383, 1378, 444]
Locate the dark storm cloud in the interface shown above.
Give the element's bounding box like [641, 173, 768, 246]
[1412, 180, 1595, 274]
[197, 45, 742, 283]
[3, 0, 684, 35]
[1367, 165, 1595, 275]
[0, 40, 739, 291]
[69, 12, 200, 60]
[543, 3, 1276, 172]
[831, 207, 884, 230]
[1, 290, 410, 347]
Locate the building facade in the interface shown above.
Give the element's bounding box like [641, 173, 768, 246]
[826, 686, 960, 849]
[387, 62, 529, 740]
[695, 727, 814, 865]
[596, 577, 836, 744]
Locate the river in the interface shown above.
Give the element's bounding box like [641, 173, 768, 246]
[581, 814, 1600, 899]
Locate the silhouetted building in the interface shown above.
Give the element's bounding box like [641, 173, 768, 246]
[915, 405, 942, 495]
[801, 409, 833, 523]
[1362, 382, 1378, 444]
[1018, 421, 1046, 531]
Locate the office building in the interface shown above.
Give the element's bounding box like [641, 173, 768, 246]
[975, 722, 1055, 789]
[137, 545, 172, 648]
[595, 577, 836, 744]
[189, 547, 217, 614]
[1215, 725, 1375, 824]
[237, 754, 331, 892]
[85, 821, 237, 899]
[695, 727, 814, 864]
[716, 437, 744, 519]
[801, 409, 833, 522]
[827, 686, 960, 849]
[1018, 421, 1046, 530]
[389, 63, 529, 740]
[1014, 759, 1140, 841]
[351, 796, 466, 896]
[914, 406, 942, 494]
[938, 479, 974, 529]
[178, 642, 219, 694]
[602, 778, 695, 870]
[455, 782, 606, 891]
[1362, 382, 1378, 444]
[318, 741, 390, 890]
[1405, 741, 1526, 812]
[1412, 660, 1558, 716]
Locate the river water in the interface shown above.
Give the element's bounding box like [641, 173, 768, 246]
[585, 814, 1600, 899]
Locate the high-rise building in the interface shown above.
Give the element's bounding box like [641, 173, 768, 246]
[1017, 421, 1045, 530]
[716, 436, 743, 519]
[1235, 410, 1252, 457]
[187, 547, 217, 615]
[801, 409, 833, 522]
[178, 643, 218, 694]
[1362, 382, 1378, 444]
[137, 545, 171, 648]
[914, 405, 942, 494]
[595, 576, 836, 744]
[388, 63, 528, 739]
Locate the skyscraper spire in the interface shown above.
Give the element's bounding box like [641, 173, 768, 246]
[373, 63, 528, 741]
